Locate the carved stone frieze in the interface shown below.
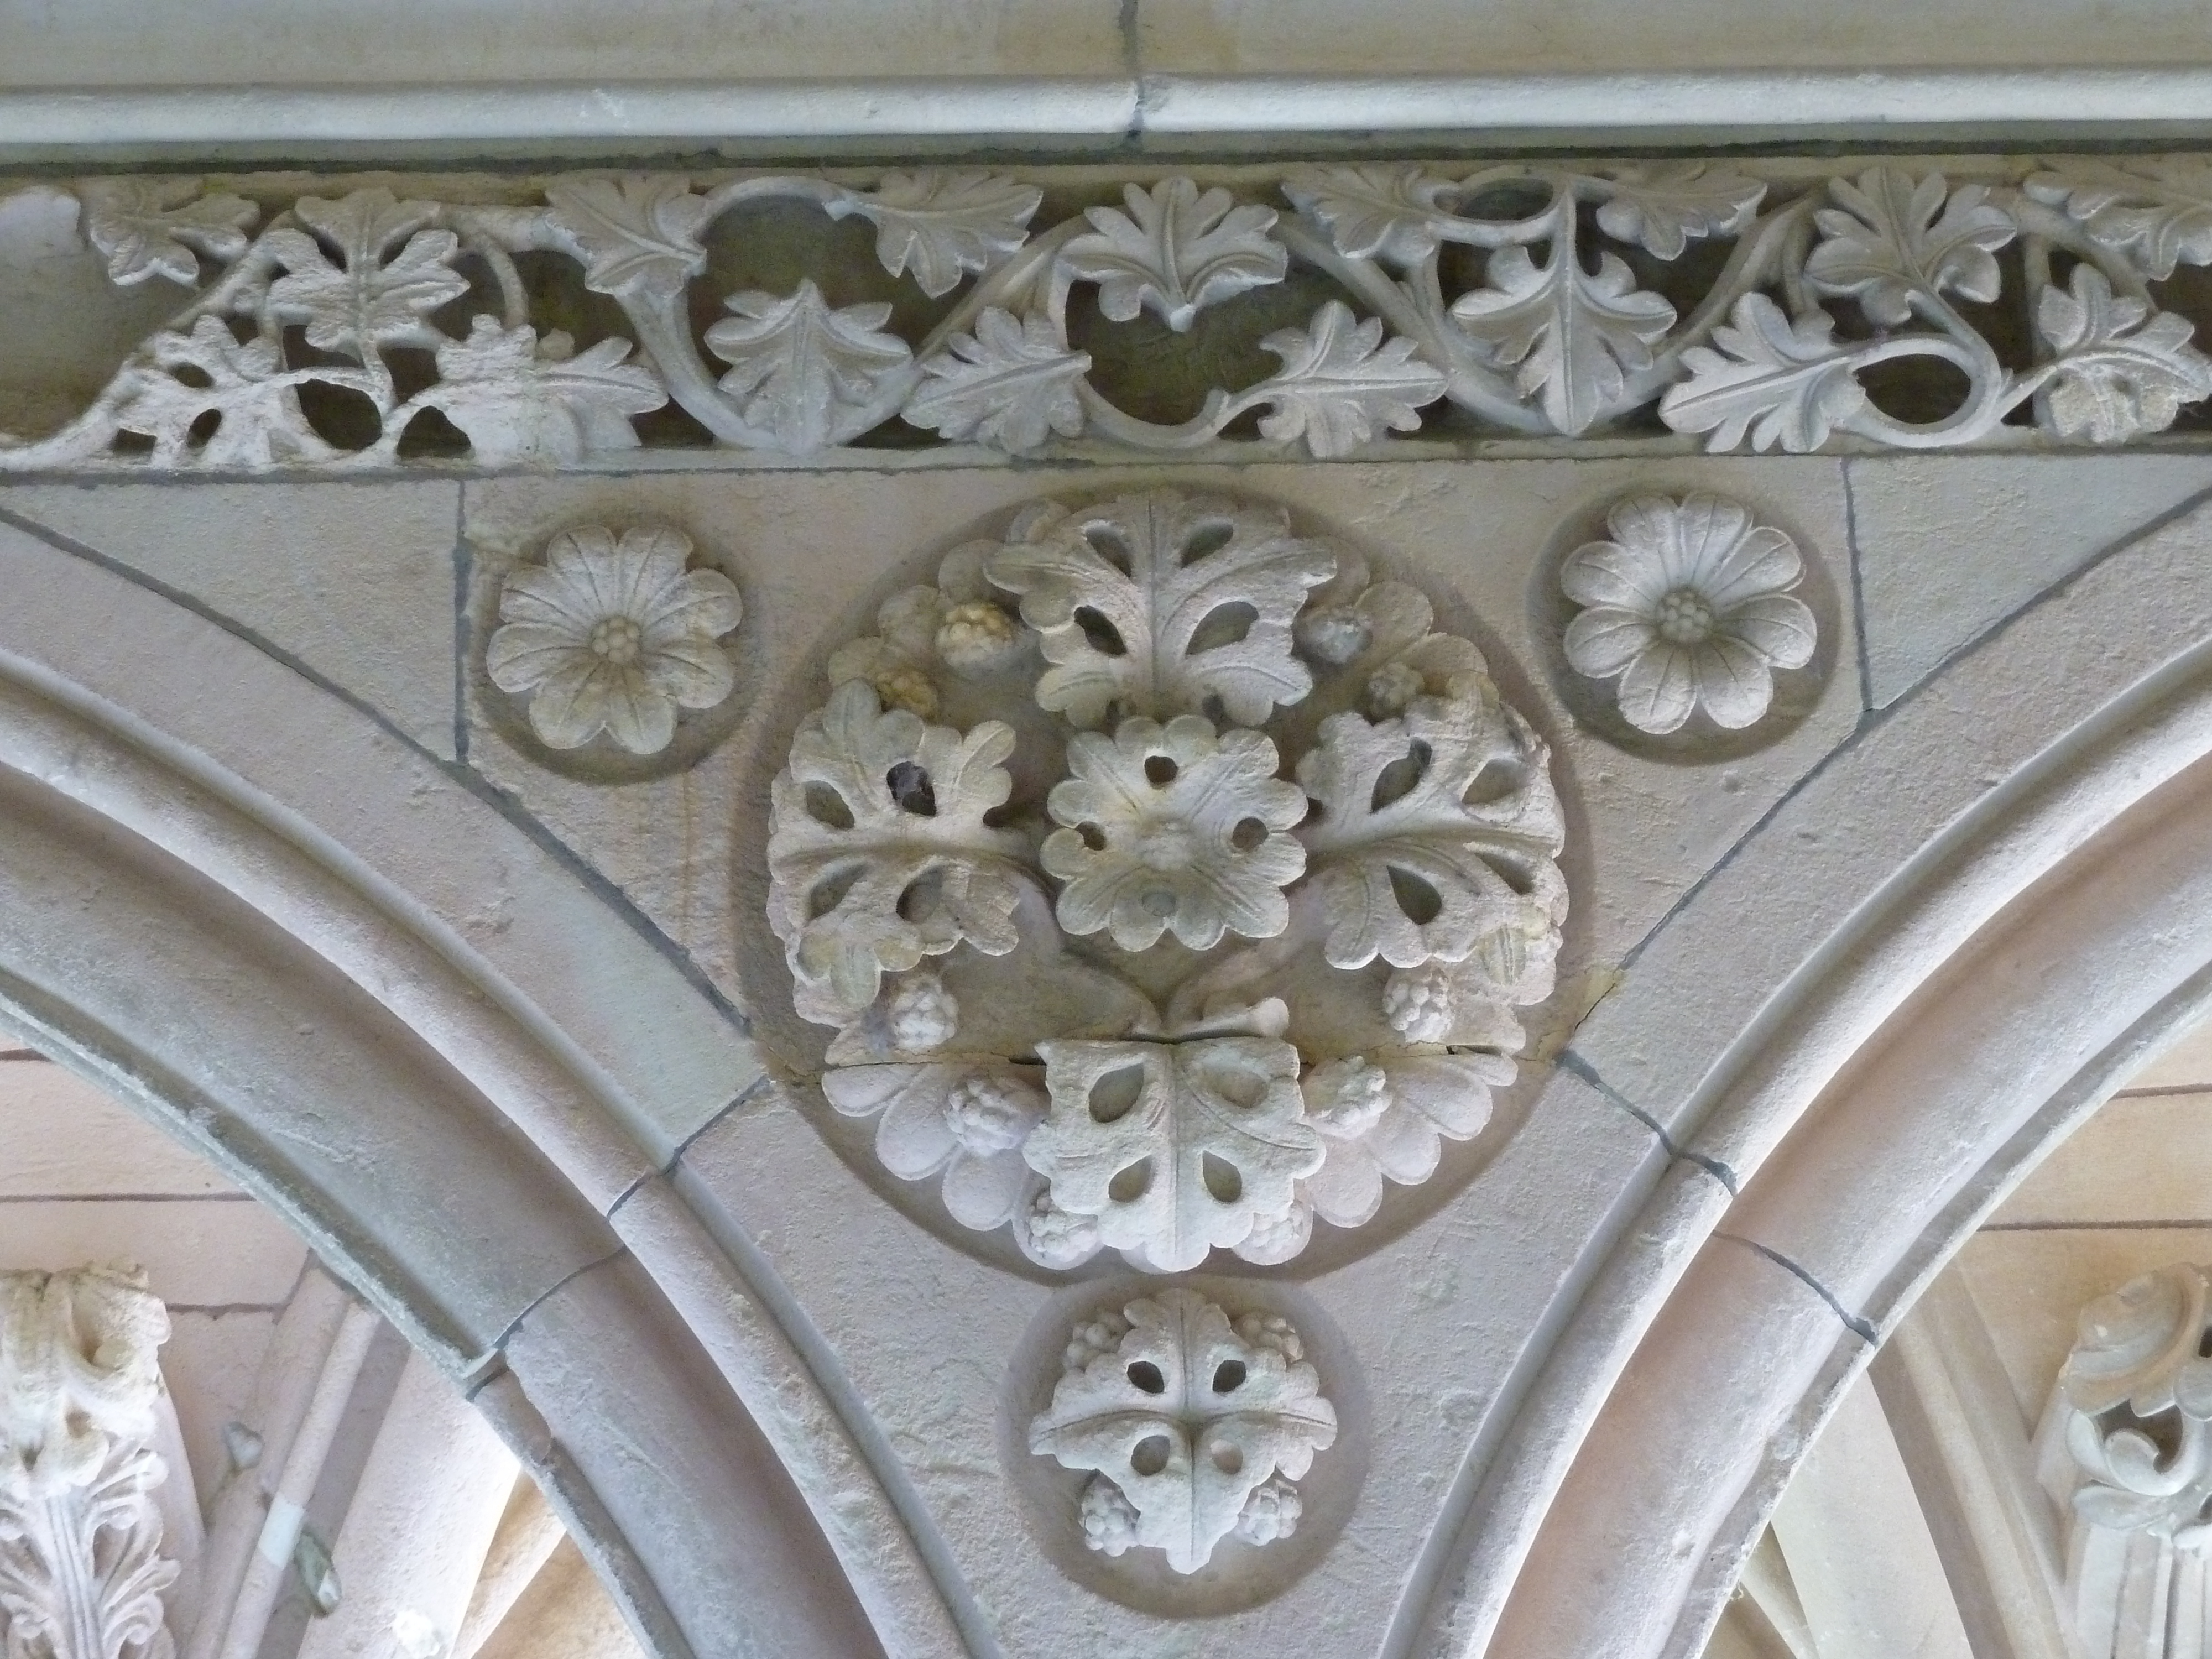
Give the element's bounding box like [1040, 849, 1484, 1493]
[1028, 1290, 1336, 1575]
[10, 158, 2212, 469]
[1561, 494, 1817, 735]
[0, 1265, 177, 1659]
[766, 489, 1566, 1272]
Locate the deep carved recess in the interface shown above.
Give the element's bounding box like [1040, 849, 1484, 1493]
[11, 158, 2212, 469]
[764, 489, 1567, 1274]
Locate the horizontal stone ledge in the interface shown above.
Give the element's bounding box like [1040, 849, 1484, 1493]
[4, 67, 2212, 150]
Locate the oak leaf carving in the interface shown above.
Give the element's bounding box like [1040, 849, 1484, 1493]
[903, 308, 1089, 452]
[766, 681, 1029, 1018]
[1061, 178, 1288, 333]
[1024, 1038, 1322, 1273]
[984, 491, 1337, 728]
[1659, 294, 1870, 453]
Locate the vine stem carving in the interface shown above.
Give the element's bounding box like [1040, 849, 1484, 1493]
[9, 156, 2212, 469]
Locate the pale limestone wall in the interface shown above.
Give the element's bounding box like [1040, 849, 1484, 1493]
[0, 442, 2199, 1656]
[2, 0, 2203, 86]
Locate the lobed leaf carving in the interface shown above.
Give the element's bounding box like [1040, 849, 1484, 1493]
[846, 170, 1042, 298]
[111, 317, 333, 468]
[903, 307, 1089, 452]
[703, 280, 915, 453]
[1061, 178, 1288, 333]
[2028, 159, 2212, 280]
[766, 680, 1029, 1019]
[76, 176, 258, 288]
[1592, 163, 1766, 260]
[263, 190, 468, 360]
[1280, 164, 1458, 265]
[419, 319, 666, 463]
[1022, 1038, 1322, 1273]
[1296, 684, 1565, 970]
[542, 173, 712, 301]
[1030, 1290, 1337, 1573]
[1803, 167, 2015, 325]
[1253, 300, 1446, 458]
[984, 491, 1337, 728]
[2038, 265, 2212, 445]
[1660, 294, 1870, 454]
[1449, 242, 1676, 435]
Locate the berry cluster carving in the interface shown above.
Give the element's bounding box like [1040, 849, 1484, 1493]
[766, 489, 1567, 1272]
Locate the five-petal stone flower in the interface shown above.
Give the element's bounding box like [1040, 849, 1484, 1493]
[1561, 493, 1817, 734]
[1042, 714, 1308, 951]
[487, 524, 744, 754]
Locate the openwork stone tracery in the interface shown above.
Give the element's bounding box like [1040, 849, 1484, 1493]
[766, 488, 1567, 1273]
[11, 159, 2212, 469]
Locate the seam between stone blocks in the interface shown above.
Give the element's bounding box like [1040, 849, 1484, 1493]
[452, 478, 471, 766]
[1841, 456, 1874, 717]
[662, 1071, 778, 1177]
[1717, 1232, 1877, 1345]
[1556, 1048, 1740, 1193]
[1614, 475, 2212, 980]
[1118, 0, 1143, 133]
[466, 1241, 630, 1397]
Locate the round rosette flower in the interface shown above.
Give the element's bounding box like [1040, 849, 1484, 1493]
[487, 524, 743, 753]
[1562, 493, 1815, 734]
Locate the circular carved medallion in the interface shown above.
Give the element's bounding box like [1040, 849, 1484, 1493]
[764, 489, 1567, 1272]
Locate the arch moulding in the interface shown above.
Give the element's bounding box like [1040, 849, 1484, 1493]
[1457, 481, 2212, 1653]
[0, 513, 978, 1659]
